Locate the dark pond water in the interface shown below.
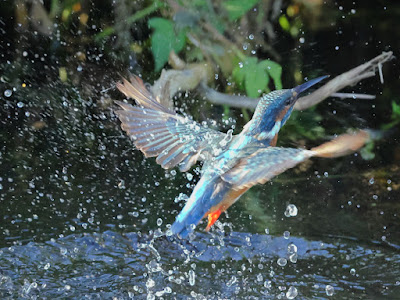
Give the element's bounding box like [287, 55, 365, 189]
[1, 1, 400, 299]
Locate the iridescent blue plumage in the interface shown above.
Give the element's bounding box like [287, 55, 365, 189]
[115, 74, 370, 238]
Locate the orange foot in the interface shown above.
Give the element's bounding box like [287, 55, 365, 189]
[205, 209, 222, 231]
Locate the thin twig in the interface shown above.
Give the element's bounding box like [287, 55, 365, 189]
[378, 62, 384, 84]
[294, 51, 393, 110]
[330, 93, 376, 100]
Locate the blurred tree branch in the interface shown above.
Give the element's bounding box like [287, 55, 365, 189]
[133, 51, 393, 112]
[294, 51, 394, 110]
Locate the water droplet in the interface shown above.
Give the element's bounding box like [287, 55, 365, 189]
[186, 173, 193, 181]
[289, 253, 298, 263]
[157, 218, 163, 226]
[285, 204, 298, 217]
[325, 285, 334, 296]
[226, 276, 237, 287]
[146, 278, 155, 288]
[283, 231, 290, 239]
[288, 243, 297, 253]
[264, 280, 272, 289]
[118, 180, 125, 189]
[188, 270, 195, 286]
[77, 65, 83, 72]
[350, 268, 356, 275]
[277, 257, 287, 267]
[147, 293, 155, 300]
[286, 286, 298, 299]
[4, 89, 12, 97]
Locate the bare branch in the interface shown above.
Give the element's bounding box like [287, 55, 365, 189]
[197, 88, 379, 109]
[150, 52, 213, 109]
[198, 83, 258, 109]
[331, 93, 376, 100]
[294, 51, 393, 110]
[140, 51, 393, 112]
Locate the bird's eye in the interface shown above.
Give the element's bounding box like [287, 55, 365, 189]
[285, 98, 292, 105]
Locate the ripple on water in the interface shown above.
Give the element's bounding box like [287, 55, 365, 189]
[0, 231, 399, 298]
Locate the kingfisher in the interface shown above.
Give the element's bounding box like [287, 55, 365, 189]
[115, 75, 370, 238]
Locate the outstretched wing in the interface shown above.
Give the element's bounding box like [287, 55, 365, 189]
[221, 147, 313, 189]
[222, 130, 371, 189]
[115, 76, 227, 171]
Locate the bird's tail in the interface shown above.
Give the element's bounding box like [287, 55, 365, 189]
[170, 209, 205, 239]
[311, 129, 380, 158]
[170, 178, 215, 238]
[170, 173, 226, 238]
[170, 198, 210, 239]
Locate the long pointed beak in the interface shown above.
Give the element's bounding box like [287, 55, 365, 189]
[293, 75, 329, 95]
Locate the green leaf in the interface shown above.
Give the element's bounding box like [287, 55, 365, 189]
[245, 61, 269, 98]
[233, 57, 271, 97]
[260, 59, 282, 89]
[279, 15, 290, 31]
[223, 0, 261, 21]
[232, 62, 246, 89]
[360, 140, 375, 160]
[148, 18, 186, 71]
[391, 100, 400, 118]
[232, 57, 256, 92]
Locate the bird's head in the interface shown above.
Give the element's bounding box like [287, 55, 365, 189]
[245, 75, 329, 141]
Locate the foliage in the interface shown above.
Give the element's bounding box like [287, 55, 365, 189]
[360, 140, 375, 160]
[232, 57, 282, 98]
[223, 0, 261, 21]
[148, 18, 187, 71]
[9, 0, 383, 155]
[92, 0, 285, 95]
[382, 99, 400, 130]
[278, 108, 325, 142]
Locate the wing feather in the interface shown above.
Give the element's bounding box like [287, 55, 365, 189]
[222, 147, 313, 189]
[115, 76, 227, 170]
